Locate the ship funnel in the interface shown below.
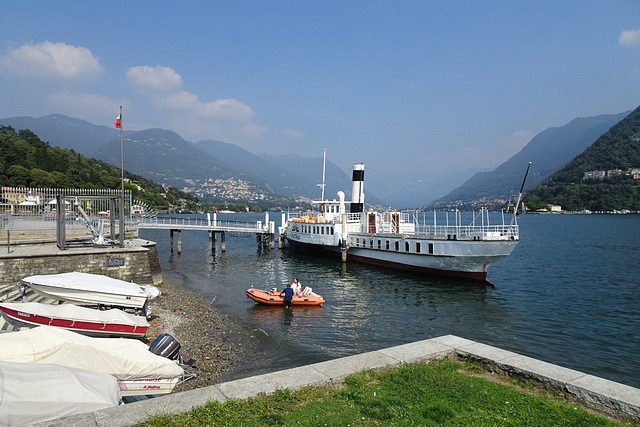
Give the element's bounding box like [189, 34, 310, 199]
[350, 164, 365, 213]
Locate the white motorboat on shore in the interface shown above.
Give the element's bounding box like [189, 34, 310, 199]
[284, 155, 529, 282]
[0, 326, 185, 396]
[21, 272, 160, 317]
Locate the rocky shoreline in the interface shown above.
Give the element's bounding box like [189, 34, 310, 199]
[146, 276, 265, 392]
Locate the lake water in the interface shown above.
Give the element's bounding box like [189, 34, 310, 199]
[139, 213, 640, 388]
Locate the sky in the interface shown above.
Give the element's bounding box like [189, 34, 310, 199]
[1, 1, 640, 202]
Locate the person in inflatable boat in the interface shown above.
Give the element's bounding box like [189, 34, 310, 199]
[280, 283, 294, 308]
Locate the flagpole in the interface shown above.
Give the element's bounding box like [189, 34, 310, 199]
[119, 105, 124, 247]
[120, 105, 123, 196]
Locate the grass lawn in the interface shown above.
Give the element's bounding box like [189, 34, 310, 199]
[141, 358, 636, 426]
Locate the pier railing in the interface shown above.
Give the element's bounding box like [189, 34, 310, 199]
[137, 216, 271, 235]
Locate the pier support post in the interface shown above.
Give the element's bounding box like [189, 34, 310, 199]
[220, 232, 226, 252]
[177, 230, 182, 254]
[170, 230, 174, 253]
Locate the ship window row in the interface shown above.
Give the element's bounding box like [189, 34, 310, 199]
[355, 238, 434, 254]
[302, 225, 334, 235]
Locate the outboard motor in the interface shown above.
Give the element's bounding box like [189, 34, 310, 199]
[149, 333, 181, 360]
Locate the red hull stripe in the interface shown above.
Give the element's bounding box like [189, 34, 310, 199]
[286, 239, 488, 282]
[0, 307, 147, 337]
[348, 254, 488, 282]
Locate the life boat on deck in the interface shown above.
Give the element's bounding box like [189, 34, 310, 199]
[246, 286, 325, 306]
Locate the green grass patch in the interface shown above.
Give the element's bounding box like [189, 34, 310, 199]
[140, 359, 635, 426]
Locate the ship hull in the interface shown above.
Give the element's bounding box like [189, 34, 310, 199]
[285, 236, 517, 282]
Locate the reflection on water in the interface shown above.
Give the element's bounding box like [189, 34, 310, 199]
[141, 213, 640, 388]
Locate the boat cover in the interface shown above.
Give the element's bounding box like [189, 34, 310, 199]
[0, 360, 120, 426]
[22, 272, 159, 299]
[0, 302, 150, 328]
[0, 326, 183, 380]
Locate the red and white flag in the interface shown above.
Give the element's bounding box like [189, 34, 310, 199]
[115, 114, 121, 129]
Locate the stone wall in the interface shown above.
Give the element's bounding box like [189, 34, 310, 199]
[0, 239, 163, 286]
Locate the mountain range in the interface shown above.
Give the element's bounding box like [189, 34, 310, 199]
[428, 110, 631, 209]
[0, 114, 364, 205]
[524, 104, 640, 211]
[0, 109, 634, 209]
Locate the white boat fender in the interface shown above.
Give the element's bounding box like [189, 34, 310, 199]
[142, 285, 161, 319]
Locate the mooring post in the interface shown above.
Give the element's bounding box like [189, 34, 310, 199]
[177, 230, 182, 254]
[280, 212, 286, 248]
[221, 231, 226, 252]
[269, 221, 275, 249]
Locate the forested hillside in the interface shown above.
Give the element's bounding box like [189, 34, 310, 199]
[0, 126, 199, 211]
[525, 105, 640, 211]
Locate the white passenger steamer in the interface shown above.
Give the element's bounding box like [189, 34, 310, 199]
[284, 159, 527, 282]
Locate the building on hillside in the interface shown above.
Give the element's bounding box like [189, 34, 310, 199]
[548, 205, 562, 213]
[583, 170, 605, 180]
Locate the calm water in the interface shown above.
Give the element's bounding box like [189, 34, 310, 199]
[139, 213, 640, 388]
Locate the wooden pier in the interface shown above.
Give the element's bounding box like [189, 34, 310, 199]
[137, 212, 282, 254]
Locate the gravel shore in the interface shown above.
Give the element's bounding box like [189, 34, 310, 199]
[146, 276, 265, 392]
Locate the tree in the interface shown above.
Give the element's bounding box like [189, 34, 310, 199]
[6, 165, 31, 186]
[30, 168, 54, 187]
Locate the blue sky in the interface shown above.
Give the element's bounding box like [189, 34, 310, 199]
[1, 1, 640, 202]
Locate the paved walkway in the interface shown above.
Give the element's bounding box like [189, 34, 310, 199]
[32, 335, 640, 426]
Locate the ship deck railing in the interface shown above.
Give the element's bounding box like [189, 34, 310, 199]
[349, 223, 518, 241]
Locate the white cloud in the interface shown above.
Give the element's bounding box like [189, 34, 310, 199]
[0, 41, 103, 80]
[503, 130, 535, 149]
[46, 91, 130, 126]
[127, 64, 268, 142]
[126, 65, 183, 92]
[281, 129, 304, 138]
[618, 28, 640, 46]
[155, 91, 255, 121]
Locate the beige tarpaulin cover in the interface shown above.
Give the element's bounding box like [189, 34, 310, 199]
[0, 302, 150, 328]
[0, 326, 183, 380]
[0, 360, 120, 426]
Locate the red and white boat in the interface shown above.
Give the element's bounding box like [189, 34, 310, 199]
[246, 286, 325, 306]
[0, 302, 149, 338]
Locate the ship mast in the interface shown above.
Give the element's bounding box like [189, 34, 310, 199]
[318, 148, 327, 201]
[511, 162, 532, 225]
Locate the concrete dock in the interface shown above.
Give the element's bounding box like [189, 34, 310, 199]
[31, 334, 640, 426]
